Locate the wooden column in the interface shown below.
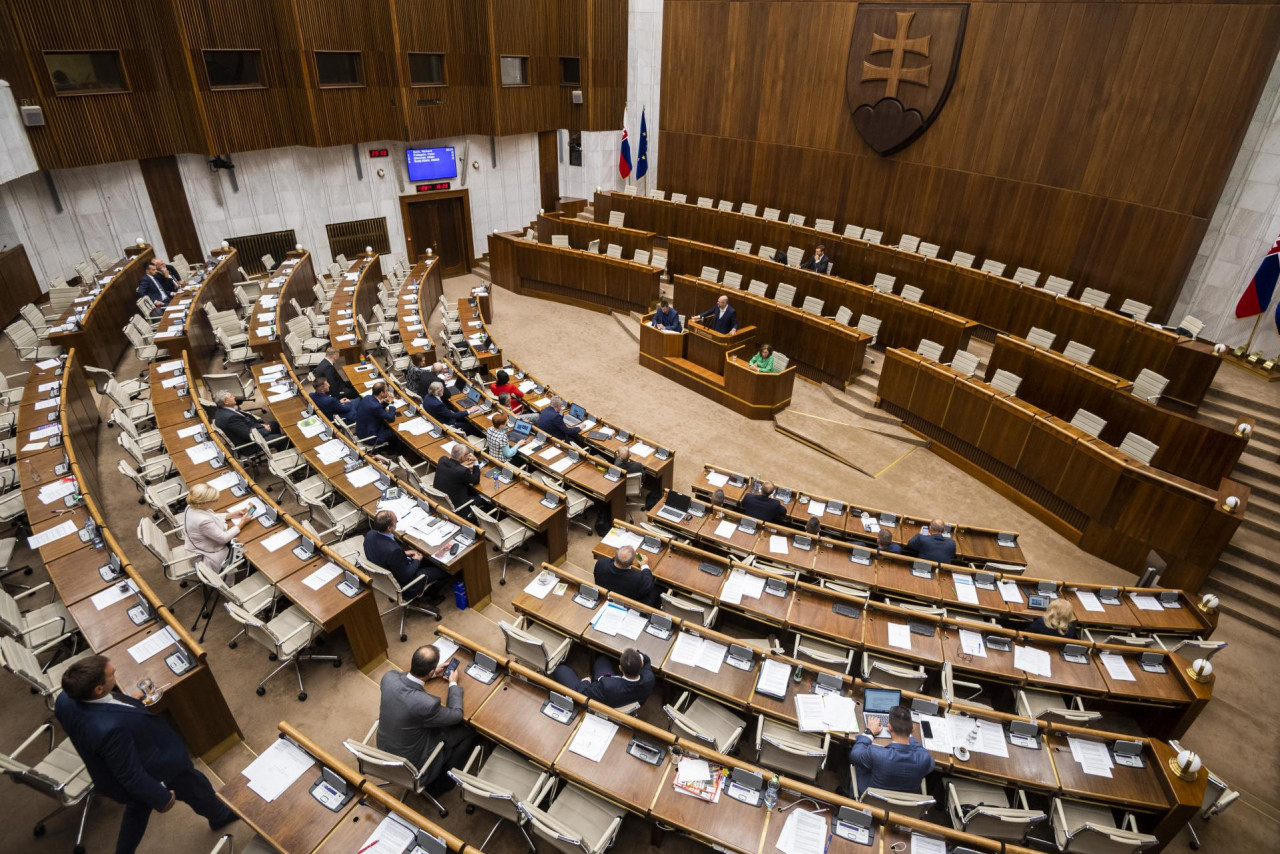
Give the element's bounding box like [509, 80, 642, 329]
[537, 130, 559, 214]
[139, 155, 201, 263]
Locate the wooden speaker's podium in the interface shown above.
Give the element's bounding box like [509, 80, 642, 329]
[639, 313, 795, 418]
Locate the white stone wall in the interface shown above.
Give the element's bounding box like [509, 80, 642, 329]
[0, 81, 38, 188]
[1175, 51, 1280, 356]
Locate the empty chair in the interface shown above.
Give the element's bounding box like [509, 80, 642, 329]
[670, 193, 687, 204]
[519, 779, 626, 854]
[861, 652, 926, 692]
[607, 211, 625, 228]
[1012, 267, 1040, 286]
[0, 722, 95, 853]
[941, 661, 988, 708]
[660, 591, 718, 627]
[843, 224, 864, 240]
[1062, 340, 1095, 365]
[1173, 315, 1205, 339]
[550, 234, 571, 248]
[733, 239, 752, 253]
[898, 234, 921, 253]
[863, 229, 883, 244]
[648, 189, 665, 200]
[829, 305, 853, 326]
[787, 212, 805, 226]
[1069, 409, 1107, 438]
[1051, 798, 1157, 853]
[792, 632, 855, 673]
[800, 296, 824, 315]
[919, 242, 940, 258]
[774, 283, 797, 306]
[772, 351, 790, 370]
[1017, 688, 1101, 726]
[633, 249, 651, 264]
[762, 207, 781, 221]
[917, 339, 944, 361]
[989, 369, 1022, 396]
[473, 507, 536, 585]
[1154, 636, 1227, 660]
[755, 715, 828, 782]
[786, 246, 803, 266]
[604, 243, 622, 259]
[739, 202, 758, 216]
[871, 273, 896, 293]
[717, 200, 734, 212]
[1026, 327, 1056, 349]
[223, 602, 338, 701]
[1131, 368, 1169, 403]
[722, 271, 743, 289]
[746, 279, 769, 297]
[664, 691, 745, 752]
[699, 265, 720, 282]
[814, 218, 835, 233]
[856, 314, 882, 345]
[951, 250, 976, 268]
[499, 618, 570, 673]
[342, 721, 447, 817]
[449, 744, 549, 851]
[696, 196, 714, 208]
[757, 245, 777, 261]
[0, 586, 79, 658]
[1118, 298, 1151, 322]
[945, 777, 1046, 844]
[980, 259, 1007, 276]
[1118, 433, 1158, 465]
[0, 636, 92, 711]
[1044, 275, 1073, 296]
[900, 284, 924, 302]
[860, 787, 934, 820]
[585, 239, 600, 255]
[1079, 287, 1111, 308]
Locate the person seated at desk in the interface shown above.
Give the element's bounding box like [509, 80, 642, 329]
[182, 483, 250, 572]
[423, 381, 484, 437]
[877, 529, 902, 554]
[309, 377, 355, 422]
[424, 361, 467, 396]
[695, 294, 738, 334]
[314, 347, 359, 400]
[552, 648, 655, 709]
[849, 704, 934, 796]
[55, 656, 236, 854]
[364, 510, 448, 602]
[652, 299, 682, 332]
[151, 256, 182, 297]
[906, 517, 956, 563]
[537, 396, 581, 441]
[485, 411, 524, 461]
[496, 391, 526, 417]
[213, 391, 287, 450]
[616, 446, 661, 509]
[800, 245, 830, 274]
[593, 546, 661, 606]
[708, 488, 726, 508]
[1026, 599, 1079, 639]
[377, 644, 476, 796]
[434, 444, 483, 516]
[136, 260, 173, 315]
[772, 247, 789, 266]
[804, 516, 821, 537]
[489, 369, 526, 409]
[355, 381, 400, 450]
[741, 480, 786, 523]
[405, 352, 435, 399]
[748, 343, 777, 373]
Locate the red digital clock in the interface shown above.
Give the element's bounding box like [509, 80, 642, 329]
[416, 182, 451, 192]
[368, 148, 389, 158]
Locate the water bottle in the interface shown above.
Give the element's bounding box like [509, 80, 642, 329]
[764, 775, 779, 809]
[453, 579, 469, 611]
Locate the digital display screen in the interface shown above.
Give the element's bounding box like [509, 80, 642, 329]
[406, 146, 457, 182]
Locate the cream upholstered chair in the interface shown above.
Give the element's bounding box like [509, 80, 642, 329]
[949, 349, 981, 376]
[223, 602, 338, 701]
[474, 506, 537, 585]
[917, 339, 944, 361]
[0, 637, 92, 711]
[774, 282, 797, 306]
[951, 250, 975, 268]
[0, 585, 79, 659]
[359, 557, 439, 642]
[1118, 433, 1158, 466]
[989, 369, 1023, 396]
[1013, 266, 1040, 286]
[945, 777, 1046, 843]
[861, 652, 926, 692]
[518, 779, 626, 854]
[1118, 298, 1152, 322]
[871, 273, 896, 293]
[1026, 327, 1056, 349]
[342, 720, 447, 817]
[660, 591, 718, 627]
[1062, 340, 1095, 365]
[663, 691, 746, 752]
[856, 314, 882, 346]
[1080, 287, 1110, 308]
[860, 786, 934, 819]
[0, 723, 95, 853]
[980, 259, 1007, 277]
[755, 715, 829, 781]
[901, 284, 924, 302]
[499, 617, 570, 673]
[1044, 275, 1073, 296]
[1069, 409, 1107, 438]
[1017, 688, 1102, 726]
[449, 745, 549, 851]
[793, 632, 855, 673]
[1131, 369, 1169, 403]
[1051, 798, 1157, 853]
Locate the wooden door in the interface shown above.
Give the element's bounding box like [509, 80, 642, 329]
[401, 191, 473, 278]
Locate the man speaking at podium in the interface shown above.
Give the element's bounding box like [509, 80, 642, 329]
[695, 294, 738, 334]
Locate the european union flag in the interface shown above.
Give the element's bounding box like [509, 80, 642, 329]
[636, 109, 649, 180]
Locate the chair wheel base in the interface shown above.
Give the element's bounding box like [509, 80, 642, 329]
[499, 579, 506, 585]
[228, 641, 237, 649]
[256, 686, 266, 696]
[400, 633, 408, 642]
[437, 807, 448, 818]
[268, 653, 278, 661]
[465, 805, 475, 815]
[33, 823, 45, 837]
[1191, 843, 1200, 851]
[333, 659, 341, 667]
[74, 846, 85, 854]
[298, 692, 307, 701]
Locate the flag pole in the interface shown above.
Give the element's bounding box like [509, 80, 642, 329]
[1244, 313, 1263, 353]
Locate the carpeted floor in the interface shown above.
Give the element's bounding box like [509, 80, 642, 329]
[1, 274, 1277, 854]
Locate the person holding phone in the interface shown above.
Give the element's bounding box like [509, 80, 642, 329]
[377, 645, 476, 795]
[182, 483, 250, 571]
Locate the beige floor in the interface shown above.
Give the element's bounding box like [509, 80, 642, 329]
[1, 275, 1276, 854]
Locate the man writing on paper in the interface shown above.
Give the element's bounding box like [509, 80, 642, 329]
[55, 656, 236, 853]
[593, 545, 661, 606]
[695, 294, 738, 334]
[552, 648, 655, 709]
[377, 645, 476, 796]
[848, 705, 934, 796]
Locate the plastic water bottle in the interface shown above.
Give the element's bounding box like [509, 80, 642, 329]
[453, 580, 469, 611]
[764, 775, 779, 809]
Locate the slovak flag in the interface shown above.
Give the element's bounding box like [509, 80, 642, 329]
[618, 128, 632, 179]
[1235, 235, 1280, 318]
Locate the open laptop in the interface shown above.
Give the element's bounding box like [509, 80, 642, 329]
[564, 403, 586, 427]
[656, 491, 692, 523]
[512, 418, 533, 436]
[861, 687, 901, 737]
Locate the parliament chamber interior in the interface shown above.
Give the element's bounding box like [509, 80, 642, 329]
[0, 2, 1279, 854]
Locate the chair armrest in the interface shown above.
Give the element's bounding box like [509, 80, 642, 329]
[12, 723, 54, 759]
[548, 636, 571, 665]
[21, 614, 70, 639]
[592, 816, 624, 854]
[275, 619, 316, 647]
[14, 581, 52, 602]
[414, 739, 445, 780]
[361, 720, 379, 745]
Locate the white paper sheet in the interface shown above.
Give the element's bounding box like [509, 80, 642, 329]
[822, 695, 858, 732]
[591, 603, 627, 636]
[918, 713, 953, 753]
[302, 562, 342, 591]
[952, 574, 980, 605]
[777, 809, 829, 854]
[91, 580, 139, 610]
[549, 456, 574, 474]
[1075, 590, 1105, 612]
[958, 628, 987, 658]
[670, 632, 704, 667]
[755, 657, 792, 696]
[807, 500, 827, 516]
[713, 520, 737, 539]
[185, 442, 219, 464]
[1099, 652, 1137, 682]
[27, 519, 78, 549]
[177, 424, 203, 439]
[768, 534, 789, 554]
[698, 640, 727, 673]
[432, 636, 459, 660]
[316, 438, 349, 465]
[34, 398, 58, 411]
[523, 570, 558, 599]
[345, 466, 381, 488]
[37, 479, 77, 504]
[997, 579, 1024, 603]
[910, 833, 947, 854]
[568, 714, 619, 763]
[617, 609, 648, 640]
[20, 441, 47, 452]
[887, 623, 913, 651]
[630, 442, 654, 458]
[207, 471, 240, 491]
[795, 694, 827, 732]
[126, 628, 181, 665]
[1013, 644, 1052, 678]
[241, 738, 315, 802]
[356, 814, 418, 854]
[601, 527, 644, 550]
[705, 471, 729, 487]
[262, 528, 301, 552]
[1130, 593, 1163, 611]
[1068, 736, 1114, 778]
[720, 569, 763, 605]
[397, 417, 432, 436]
[537, 446, 562, 461]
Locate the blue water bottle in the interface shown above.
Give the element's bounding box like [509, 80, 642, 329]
[453, 580, 469, 611]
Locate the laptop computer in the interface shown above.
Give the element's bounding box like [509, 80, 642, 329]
[564, 403, 586, 427]
[656, 491, 692, 523]
[862, 687, 901, 736]
[512, 418, 533, 436]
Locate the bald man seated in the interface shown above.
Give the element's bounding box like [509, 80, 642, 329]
[906, 518, 956, 563]
[593, 546, 661, 606]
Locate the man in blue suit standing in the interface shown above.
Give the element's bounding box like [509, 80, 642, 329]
[696, 294, 738, 334]
[54, 655, 235, 853]
[355, 381, 399, 450]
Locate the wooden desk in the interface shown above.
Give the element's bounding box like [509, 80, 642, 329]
[1046, 731, 1168, 811]
[551, 704, 672, 814]
[489, 231, 661, 315]
[789, 584, 866, 647]
[863, 608, 945, 667]
[537, 211, 657, 261]
[45, 546, 118, 606]
[659, 627, 759, 707]
[648, 752, 770, 854]
[470, 672, 578, 768]
[328, 253, 380, 359]
[46, 245, 151, 370]
[513, 566, 601, 638]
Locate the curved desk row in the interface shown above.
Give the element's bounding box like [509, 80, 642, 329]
[46, 244, 153, 369]
[535, 210, 657, 260]
[328, 252, 381, 360]
[488, 231, 661, 315]
[156, 247, 240, 365]
[246, 250, 316, 363]
[17, 349, 240, 758]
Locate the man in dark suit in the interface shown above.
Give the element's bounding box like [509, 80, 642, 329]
[313, 347, 358, 400]
[423, 361, 467, 396]
[593, 546, 660, 606]
[652, 299, 682, 332]
[552, 648, 655, 709]
[363, 510, 448, 601]
[741, 480, 786, 523]
[696, 294, 738, 334]
[433, 444, 481, 516]
[355, 381, 398, 449]
[309, 377, 356, 422]
[877, 529, 903, 554]
[136, 260, 172, 315]
[150, 256, 182, 298]
[906, 518, 957, 563]
[423, 381, 483, 437]
[536, 396, 581, 441]
[213, 391, 287, 450]
[800, 245, 830, 275]
[377, 645, 475, 795]
[54, 655, 235, 854]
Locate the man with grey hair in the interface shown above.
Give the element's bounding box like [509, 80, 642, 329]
[212, 390, 287, 449]
[592, 545, 660, 606]
[424, 361, 466, 395]
[537, 395, 581, 441]
[423, 380, 483, 437]
[433, 442, 482, 518]
[363, 510, 448, 603]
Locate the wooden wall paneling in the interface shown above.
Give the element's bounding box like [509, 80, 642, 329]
[585, 0, 626, 132]
[491, 0, 569, 135]
[0, 245, 43, 327]
[139, 155, 202, 263]
[538, 130, 559, 212]
[394, 0, 496, 139]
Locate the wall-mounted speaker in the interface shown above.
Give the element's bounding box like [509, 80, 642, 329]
[20, 105, 44, 127]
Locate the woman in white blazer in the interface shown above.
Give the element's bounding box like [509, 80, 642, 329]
[182, 483, 249, 570]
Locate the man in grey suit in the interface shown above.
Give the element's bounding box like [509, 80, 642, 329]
[377, 645, 475, 794]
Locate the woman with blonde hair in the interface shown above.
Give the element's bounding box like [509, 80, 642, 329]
[182, 483, 250, 570]
[1026, 598, 1078, 639]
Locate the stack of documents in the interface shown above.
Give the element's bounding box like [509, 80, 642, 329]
[806, 500, 827, 516]
[315, 438, 349, 465]
[720, 569, 765, 605]
[952, 574, 980, 605]
[297, 417, 327, 438]
[1099, 652, 1137, 681]
[997, 580, 1023, 603]
[1067, 736, 1114, 778]
[1129, 593, 1162, 611]
[958, 628, 986, 658]
[942, 714, 1009, 758]
[1075, 590, 1105, 612]
[795, 693, 858, 732]
[1013, 645, 1052, 678]
[777, 809, 829, 854]
[601, 527, 644, 550]
[185, 442, 219, 464]
[37, 479, 77, 505]
[302, 562, 342, 591]
[567, 714, 619, 763]
[705, 471, 730, 487]
[356, 815, 418, 854]
[590, 603, 648, 639]
[241, 739, 315, 802]
[669, 632, 727, 673]
[713, 520, 737, 539]
[756, 658, 792, 699]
